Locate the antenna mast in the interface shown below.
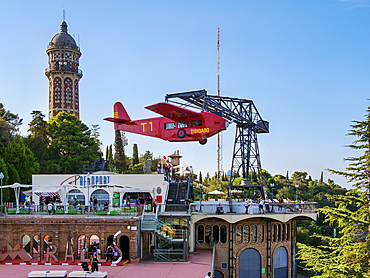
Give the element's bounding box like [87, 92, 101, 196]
[63, 9, 65, 21]
[217, 27, 222, 180]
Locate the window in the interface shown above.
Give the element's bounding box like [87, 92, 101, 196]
[205, 225, 211, 244]
[190, 120, 202, 127]
[66, 62, 70, 70]
[213, 225, 219, 244]
[220, 225, 227, 243]
[197, 225, 204, 243]
[177, 121, 188, 128]
[55, 62, 59, 70]
[165, 122, 176, 129]
[243, 225, 250, 244]
[286, 224, 290, 241]
[282, 224, 286, 241]
[236, 225, 243, 244]
[66, 89, 71, 102]
[278, 224, 281, 242]
[273, 225, 277, 242]
[55, 89, 60, 101]
[257, 224, 264, 243]
[251, 225, 257, 243]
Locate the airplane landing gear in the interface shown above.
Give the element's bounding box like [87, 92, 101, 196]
[199, 139, 207, 145]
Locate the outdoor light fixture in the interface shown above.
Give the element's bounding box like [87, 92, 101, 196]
[271, 182, 274, 201]
[295, 183, 299, 202]
[0, 172, 3, 213]
[87, 173, 90, 214]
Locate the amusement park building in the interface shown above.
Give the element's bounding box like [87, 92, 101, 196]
[0, 171, 317, 278]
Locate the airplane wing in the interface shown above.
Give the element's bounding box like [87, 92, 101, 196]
[145, 102, 201, 120]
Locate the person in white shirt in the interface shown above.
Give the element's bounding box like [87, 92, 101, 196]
[205, 272, 212, 278]
[259, 197, 264, 214]
[244, 199, 249, 214]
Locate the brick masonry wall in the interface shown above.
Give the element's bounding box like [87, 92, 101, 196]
[195, 218, 296, 278]
[0, 216, 138, 261]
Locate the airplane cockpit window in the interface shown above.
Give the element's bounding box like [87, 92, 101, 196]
[191, 120, 202, 127]
[165, 123, 176, 129]
[177, 121, 188, 128]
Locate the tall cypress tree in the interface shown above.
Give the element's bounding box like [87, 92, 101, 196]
[132, 143, 139, 165]
[114, 130, 126, 173]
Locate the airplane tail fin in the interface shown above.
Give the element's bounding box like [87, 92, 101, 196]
[104, 102, 131, 123]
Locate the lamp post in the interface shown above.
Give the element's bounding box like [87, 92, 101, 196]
[0, 172, 3, 214]
[271, 182, 274, 201]
[87, 173, 90, 215]
[295, 183, 299, 202]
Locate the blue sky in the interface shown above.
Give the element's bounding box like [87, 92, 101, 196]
[1, 0, 369, 189]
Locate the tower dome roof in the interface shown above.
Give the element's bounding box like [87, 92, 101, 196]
[49, 21, 78, 49]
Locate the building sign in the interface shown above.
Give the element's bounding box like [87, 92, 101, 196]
[65, 175, 111, 188]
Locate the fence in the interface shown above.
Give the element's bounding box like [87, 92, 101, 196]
[190, 201, 318, 215]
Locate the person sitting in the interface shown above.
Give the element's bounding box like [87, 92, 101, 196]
[216, 203, 224, 214]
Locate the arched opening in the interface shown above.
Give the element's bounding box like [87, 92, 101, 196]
[90, 235, 99, 245]
[119, 235, 130, 260]
[205, 225, 211, 244]
[91, 189, 109, 206]
[67, 189, 86, 206]
[77, 235, 87, 259]
[107, 235, 114, 247]
[213, 225, 219, 244]
[274, 246, 288, 278]
[197, 225, 204, 243]
[22, 235, 31, 253]
[239, 248, 261, 278]
[220, 225, 227, 244]
[214, 270, 224, 278]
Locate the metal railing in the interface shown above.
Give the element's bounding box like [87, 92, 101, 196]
[153, 249, 185, 262]
[45, 67, 83, 75]
[4, 204, 152, 217]
[190, 201, 318, 215]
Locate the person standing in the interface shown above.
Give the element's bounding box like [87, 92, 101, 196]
[91, 253, 99, 272]
[244, 199, 250, 214]
[153, 198, 157, 213]
[205, 272, 212, 278]
[259, 197, 264, 214]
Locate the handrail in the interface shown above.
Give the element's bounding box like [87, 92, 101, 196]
[190, 201, 318, 215]
[211, 244, 216, 278]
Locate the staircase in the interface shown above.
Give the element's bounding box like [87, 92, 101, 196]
[165, 182, 189, 211]
[141, 213, 187, 262]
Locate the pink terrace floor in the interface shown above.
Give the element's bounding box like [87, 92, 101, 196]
[0, 249, 213, 278]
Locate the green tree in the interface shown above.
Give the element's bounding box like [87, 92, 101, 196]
[297, 103, 370, 277]
[114, 130, 126, 173]
[47, 112, 100, 173]
[0, 103, 23, 132]
[132, 144, 139, 165]
[2, 135, 39, 183]
[4, 164, 20, 202]
[23, 111, 49, 173]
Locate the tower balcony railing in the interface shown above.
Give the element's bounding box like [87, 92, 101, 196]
[45, 66, 83, 75]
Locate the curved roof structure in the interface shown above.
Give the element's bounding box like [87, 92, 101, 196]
[49, 21, 78, 49]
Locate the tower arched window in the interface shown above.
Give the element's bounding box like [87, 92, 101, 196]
[67, 62, 70, 70]
[66, 89, 71, 102]
[55, 88, 60, 101]
[55, 62, 59, 70]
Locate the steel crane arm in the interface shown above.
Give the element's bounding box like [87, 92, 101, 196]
[165, 90, 269, 133]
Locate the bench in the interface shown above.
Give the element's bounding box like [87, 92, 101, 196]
[69, 271, 107, 278]
[28, 270, 67, 277]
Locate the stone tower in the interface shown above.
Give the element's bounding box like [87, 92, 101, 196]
[45, 20, 82, 119]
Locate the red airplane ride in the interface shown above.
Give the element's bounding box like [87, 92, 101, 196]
[104, 102, 229, 145]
